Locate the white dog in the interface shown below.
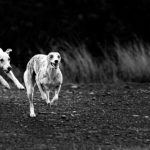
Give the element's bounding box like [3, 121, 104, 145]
[0, 48, 24, 90]
[24, 52, 63, 117]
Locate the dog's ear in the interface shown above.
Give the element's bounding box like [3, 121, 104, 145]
[0, 48, 3, 53]
[6, 49, 12, 55]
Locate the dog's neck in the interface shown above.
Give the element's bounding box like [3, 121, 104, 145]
[46, 64, 59, 78]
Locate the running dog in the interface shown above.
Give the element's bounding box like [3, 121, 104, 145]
[0, 48, 24, 89]
[24, 52, 63, 117]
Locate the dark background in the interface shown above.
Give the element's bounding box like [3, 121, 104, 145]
[0, 0, 150, 68]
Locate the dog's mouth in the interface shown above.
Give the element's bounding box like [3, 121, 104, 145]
[4, 70, 10, 74]
[4, 67, 12, 74]
[50, 62, 58, 69]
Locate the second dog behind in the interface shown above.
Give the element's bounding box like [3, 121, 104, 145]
[24, 52, 63, 117]
[0, 48, 24, 90]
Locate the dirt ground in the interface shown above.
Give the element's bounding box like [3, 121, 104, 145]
[0, 83, 150, 150]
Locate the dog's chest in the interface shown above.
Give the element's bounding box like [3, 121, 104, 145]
[38, 71, 60, 90]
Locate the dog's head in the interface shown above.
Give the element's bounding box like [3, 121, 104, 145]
[0, 48, 12, 73]
[48, 52, 61, 69]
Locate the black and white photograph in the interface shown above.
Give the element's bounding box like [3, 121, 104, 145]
[0, 0, 150, 150]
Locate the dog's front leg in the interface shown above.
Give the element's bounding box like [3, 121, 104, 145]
[36, 80, 47, 100]
[50, 84, 61, 106]
[0, 75, 10, 89]
[45, 91, 50, 104]
[6, 71, 24, 90]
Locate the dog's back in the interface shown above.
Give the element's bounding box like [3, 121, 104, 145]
[24, 54, 47, 87]
[26, 54, 47, 75]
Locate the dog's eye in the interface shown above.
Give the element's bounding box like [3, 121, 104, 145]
[0, 59, 4, 62]
[58, 55, 61, 59]
[49, 55, 53, 59]
[8, 58, 10, 61]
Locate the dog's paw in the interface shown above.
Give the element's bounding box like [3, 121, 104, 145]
[50, 98, 58, 106]
[46, 100, 51, 105]
[4, 83, 11, 89]
[30, 113, 36, 117]
[17, 84, 25, 90]
[51, 95, 58, 103]
[50, 100, 58, 106]
[41, 94, 47, 100]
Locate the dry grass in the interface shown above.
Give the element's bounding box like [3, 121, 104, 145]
[116, 41, 150, 82]
[56, 40, 150, 83]
[60, 44, 101, 83]
[51, 41, 118, 83]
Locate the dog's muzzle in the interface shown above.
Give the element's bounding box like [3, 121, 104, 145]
[4, 66, 12, 73]
[50, 62, 59, 69]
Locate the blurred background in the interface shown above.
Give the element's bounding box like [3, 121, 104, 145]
[0, 0, 150, 83]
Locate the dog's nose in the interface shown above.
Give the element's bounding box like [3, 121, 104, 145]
[7, 66, 12, 72]
[55, 60, 58, 64]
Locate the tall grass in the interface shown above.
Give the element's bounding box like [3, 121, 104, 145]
[60, 43, 102, 83]
[53, 41, 118, 83]
[52, 40, 150, 83]
[116, 41, 150, 82]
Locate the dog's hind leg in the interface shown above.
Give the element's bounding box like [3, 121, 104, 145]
[51, 84, 61, 106]
[24, 70, 36, 117]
